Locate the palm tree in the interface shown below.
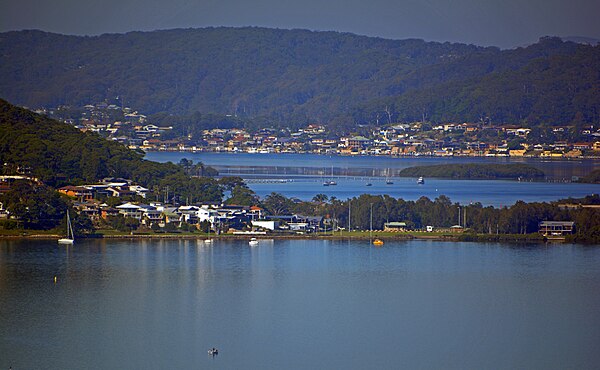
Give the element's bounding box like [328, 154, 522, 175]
[312, 194, 329, 203]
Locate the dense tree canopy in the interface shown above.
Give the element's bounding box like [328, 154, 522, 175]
[0, 98, 185, 186]
[1, 29, 598, 132]
[398, 163, 545, 179]
[0, 100, 225, 204]
[262, 192, 599, 242]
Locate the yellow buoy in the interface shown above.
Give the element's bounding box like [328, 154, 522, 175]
[373, 239, 384, 246]
[54, 276, 57, 283]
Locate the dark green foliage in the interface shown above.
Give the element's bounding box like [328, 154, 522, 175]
[565, 207, 600, 243]
[262, 192, 294, 216]
[105, 216, 139, 232]
[312, 194, 329, 203]
[352, 37, 600, 127]
[0, 100, 227, 204]
[579, 169, 600, 184]
[0, 99, 182, 186]
[0, 29, 482, 123]
[159, 172, 223, 204]
[557, 194, 600, 205]
[70, 210, 94, 235]
[0, 180, 68, 229]
[225, 185, 259, 206]
[0, 219, 19, 229]
[178, 158, 218, 177]
[179, 223, 196, 232]
[218, 176, 246, 191]
[198, 220, 211, 233]
[0, 100, 249, 222]
[398, 163, 545, 179]
[2, 29, 598, 131]
[254, 192, 600, 242]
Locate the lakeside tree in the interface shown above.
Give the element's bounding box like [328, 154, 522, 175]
[0, 181, 68, 229]
[263, 192, 294, 216]
[225, 185, 259, 206]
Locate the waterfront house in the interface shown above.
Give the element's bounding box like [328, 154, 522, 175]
[116, 203, 144, 219]
[539, 221, 575, 236]
[252, 220, 280, 231]
[139, 204, 162, 226]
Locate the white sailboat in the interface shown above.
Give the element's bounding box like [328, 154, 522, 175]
[58, 211, 74, 245]
[328, 165, 337, 185]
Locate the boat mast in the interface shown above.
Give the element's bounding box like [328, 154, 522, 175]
[68, 211, 74, 239]
[370, 203, 373, 239]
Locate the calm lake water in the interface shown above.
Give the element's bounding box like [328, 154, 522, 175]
[1, 239, 600, 369]
[146, 152, 600, 205]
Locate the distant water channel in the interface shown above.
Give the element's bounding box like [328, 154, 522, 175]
[146, 152, 600, 205]
[1, 239, 599, 369]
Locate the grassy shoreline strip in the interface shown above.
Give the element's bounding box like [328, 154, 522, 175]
[0, 231, 555, 243]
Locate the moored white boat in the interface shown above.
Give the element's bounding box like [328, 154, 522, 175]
[58, 211, 74, 245]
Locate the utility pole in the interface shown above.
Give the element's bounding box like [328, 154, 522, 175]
[348, 200, 351, 233]
[370, 203, 374, 240]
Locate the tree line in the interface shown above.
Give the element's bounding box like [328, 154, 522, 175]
[398, 163, 545, 179]
[260, 192, 600, 243]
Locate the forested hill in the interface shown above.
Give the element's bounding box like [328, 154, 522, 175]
[0, 99, 181, 186]
[1, 28, 599, 129]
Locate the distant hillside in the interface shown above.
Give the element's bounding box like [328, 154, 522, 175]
[0, 99, 180, 186]
[357, 37, 600, 125]
[1, 28, 599, 129]
[561, 36, 600, 46]
[0, 99, 226, 202]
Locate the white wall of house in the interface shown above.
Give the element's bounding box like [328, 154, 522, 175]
[252, 220, 279, 230]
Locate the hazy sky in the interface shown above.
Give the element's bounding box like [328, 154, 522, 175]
[2, 0, 599, 48]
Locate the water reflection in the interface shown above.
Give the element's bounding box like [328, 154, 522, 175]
[146, 151, 600, 179]
[1, 239, 600, 369]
